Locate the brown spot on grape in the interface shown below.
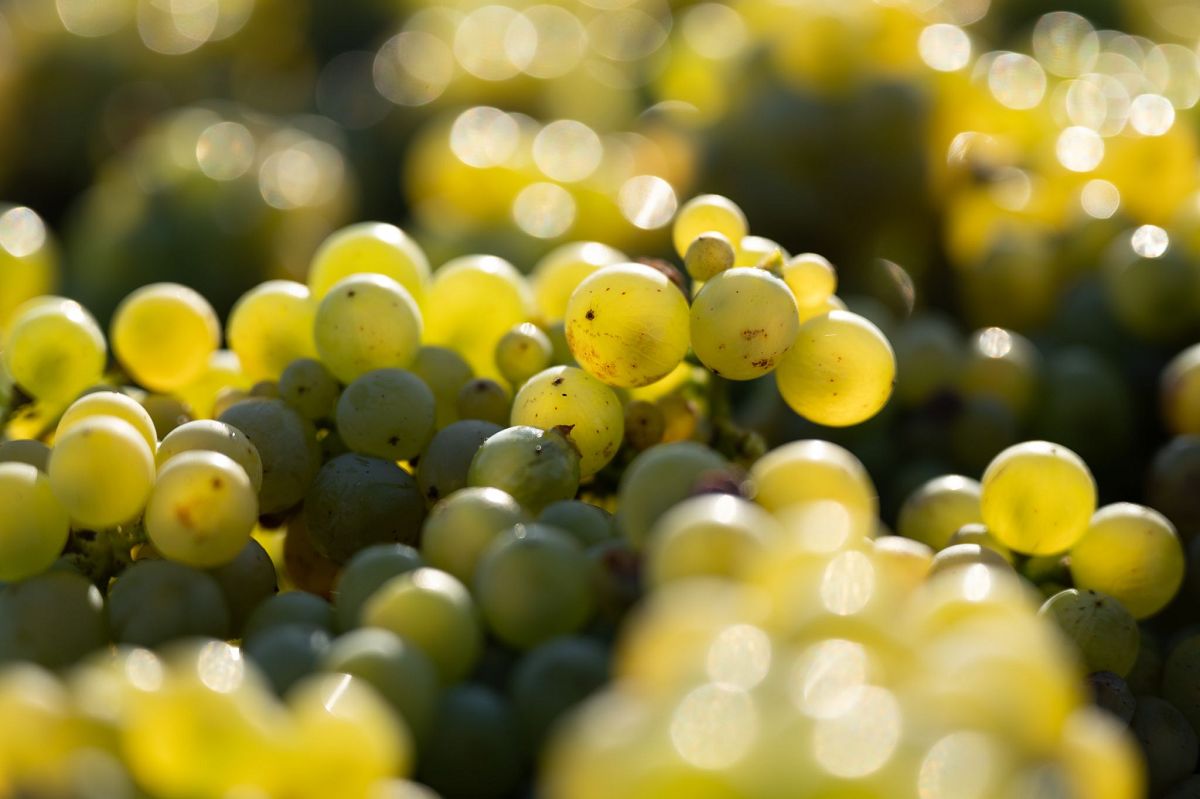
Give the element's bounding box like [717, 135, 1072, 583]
[175, 506, 194, 528]
[552, 377, 564, 386]
[211, 477, 224, 490]
[586, 310, 595, 320]
[347, 290, 357, 298]
[741, 329, 766, 340]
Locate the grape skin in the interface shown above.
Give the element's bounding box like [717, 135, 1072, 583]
[110, 282, 219, 392]
[511, 366, 623, 477]
[336, 369, 435, 461]
[690, 268, 800, 380]
[0, 463, 70, 581]
[226, 280, 318, 382]
[307, 222, 430, 303]
[48, 416, 156, 530]
[417, 420, 503, 504]
[57, 392, 158, 454]
[531, 241, 627, 323]
[314, 274, 423, 384]
[3, 299, 106, 404]
[217, 399, 320, 516]
[156, 419, 264, 493]
[420, 487, 527, 586]
[671, 194, 748, 258]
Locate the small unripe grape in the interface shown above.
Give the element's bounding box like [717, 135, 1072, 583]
[456, 378, 510, 426]
[495, 323, 553, 388]
[683, 232, 735, 281]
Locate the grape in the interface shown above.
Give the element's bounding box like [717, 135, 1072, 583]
[0, 439, 51, 472]
[538, 500, 614, 548]
[475, 524, 594, 649]
[872, 535, 934, 594]
[683, 232, 735, 282]
[1060, 706, 1146, 799]
[333, 543, 425, 631]
[314, 274, 423, 384]
[511, 366, 623, 478]
[618, 442, 730, 547]
[495, 323, 553, 387]
[1162, 343, 1200, 436]
[57, 392, 158, 454]
[421, 487, 527, 585]
[145, 451, 258, 567]
[1160, 631, 1200, 737]
[156, 419, 264, 493]
[279, 358, 340, 422]
[1147, 436, 1200, 538]
[417, 420, 502, 503]
[322, 628, 440, 742]
[336, 369, 435, 461]
[283, 512, 340, 597]
[0, 206, 56, 330]
[468, 425, 580, 513]
[243, 591, 335, 639]
[178, 349, 254, 420]
[456, 378, 510, 426]
[672, 194, 748, 258]
[645, 494, 778, 587]
[564, 263, 690, 388]
[0, 462, 69, 581]
[1103, 238, 1198, 342]
[775, 310, 895, 427]
[206, 538, 276, 637]
[929, 542, 1014, 575]
[980, 441, 1096, 556]
[140, 394, 191, 439]
[3, 298, 106, 404]
[243, 624, 332, 695]
[110, 283, 219, 392]
[361, 567, 482, 685]
[1070, 502, 1184, 619]
[226, 280, 318, 382]
[780, 253, 837, 308]
[946, 523, 1013, 563]
[896, 475, 983, 550]
[959, 327, 1040, 417]
[367, 780, 443, 799]
[0, 572, 107, 669]
[1086, 671, 1136, 724]
[307, 222, 430, 302]
[1132, 696, 1198, 794]
[735, 234, 787, 267]
[1039, 589, 1139, 677]
[797, 293, 847, 322]
[410, 346, 474, 429]
[304, 454, 426, 564]
[510, 637, 609, 749]
[419, 684, 522, 799]
[48, 417, 156, 530]
[749, 438, 875, 517]
[891, 312, 964, 407]
[586, 539, 641, 629]
[107, 560, 230, 647]
[531, 241, 627, 323]
[218, 399, 320, 516]
[689, 268, 799, 380]
[623, 399, 664, 451]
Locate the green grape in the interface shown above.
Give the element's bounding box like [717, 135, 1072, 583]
[307, 222, 430, 303]
[0, 462, 69, 581]
[1086, 671, 1135, 724]
[780, 253, 837, 308]
[304, 454, 426, 564]
[1147, 436, 1200, 538]
[0, 439, 51, 471]
[538, 500, 614, 548]
[279, 358, 340, 422]
[531, 241, 627, 323]
[1039, 589, 1139, 677]
[891, 313, 965, 407]
[645, 494, 778, 587]
[672, 194, 748, 258]
[336, 369, 435, 461]
[980, 441, 1096, 556]
[418, 685, 523, 799]
[48, 417, 156, 530]
[243, 624, 332, 695]
[145, 451, 258, 568]
[1132, 697, 1198, 794]
[775, 310, 895, 427]
[896, 475, 983, 550]
[511, 366, 623, 478]
[0, 572, 107, 669]
[156, 419, 264, 493]
[456, 378, 511, 426]
[249, 380, 279, 400]
[410, 346, 474, 429]
[361, 567, 483, 685]
[421, 487, 528, 585]
[422, 255, 533, 380]
[1070, 502, 1184, 618]
[206, 538, 277, 637]
[689, 268, 800, 380]
[959, 327, 1040, 418]
[475, 524, 594, 649]
[243, 591, 335, 639]
[416, 420, 502, 503]
[110, 283, 219, 392]
[139, 394, 191, 439]
[322, 627, 441, 742]
[495, 323, 553, 387]
[3, 298, 106, 404]
[734, 234, 788, 267]
[946, 523, 1013, 563]
[226, 280, 318, 382]
[1161, 342, 1200, 436]
[314, 274, 423, 384]
[618, 442, 731, 548]
[683, 232, 735, 282]
[564, 263, 690, 388]
[107, 559, 230, 647]
[748, 438, 875, 517]
[468, 425, 581, 513]
[217, 399, 320, 516]
[510, 636, 609, 749]
[57, 391, 158, 454]
[1162, 632, 1200, 738]
[623, 399, 665, 451]
[333, 543, 425, 631]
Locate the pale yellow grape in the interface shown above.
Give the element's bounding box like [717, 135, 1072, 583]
[110, 283, 220, 391]
[1070, 502, 1184, 619]
[0, 206, 57, 331]
[645, 494, 779, 587]
[423, 255, 533, 380]
[733, 234, 787, 267]
[156, 419, 263, 492]
[1160, 342, 1200, 435]
[947, 523, 1013, 563]
[47, 417, 155, 529]
[896, 475, 983, 550]
[565, 263, 690, 388]
[176, 350, 253, 420]
[749, 439, 877, 518]
[683, 232, 735, 281]
[781, 253, 837, 307]
[930, 543, 1014, 575]
[980, 441, 1096, 556]
[531, 241, 627, 323]
[511, 366, 623, 477]
[226, 281, 318, 381]
[308, 222, 430, 303]
[3, 298, 105, 404]
[0, 462, 69, 581]
[775, 310, 896, 427]
[871, 536, 933, 595]
[57, 391, 158, 454]
[672, 194, 748, 258]
[314, 273, 423, 384]
[495, 323, 552, 387]
[145, 451, 258, 567]
[689, 267, 799, 380]
[797, 294, 846, 323]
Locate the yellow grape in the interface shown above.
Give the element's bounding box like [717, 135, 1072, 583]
[565, 263, 690, 388]
[56, 391, 158, 454]
[1070, 502, 1184, 619]
[733, 234, 787, 267]
[531, 241, 627, 323]
[495, 323, 553, 387]
[980, 441, 1096, 556]
[0, 206, 58, 330]
[796, 294, 846, 323]
[3, 298, 105, 405]
[749, 439, 877, 518]
[47, 416, 156, 529]
[1060, 707, 1146, 799]
[156, 419, 264, 493]
[308, 222, 430, 304]
[511, 365, 624, 477]
[313, 274, 423, 384]
[226, 280, 318, 381]
[683, 232, 735, 282]
[775, 310, 896, 427]
[946, 523, 1013, 563]
[110, 283, 220, 392]
[780, 253, 837, 307]
[0, 462, 69, 581]
[671, 194, 748, 258]
[689, 267, 799, 379]
[176, 350, 252, 420]
[896, 475, 983, 550]
[1160, 342, 1200, 435]
[644, 494, 779, 587]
